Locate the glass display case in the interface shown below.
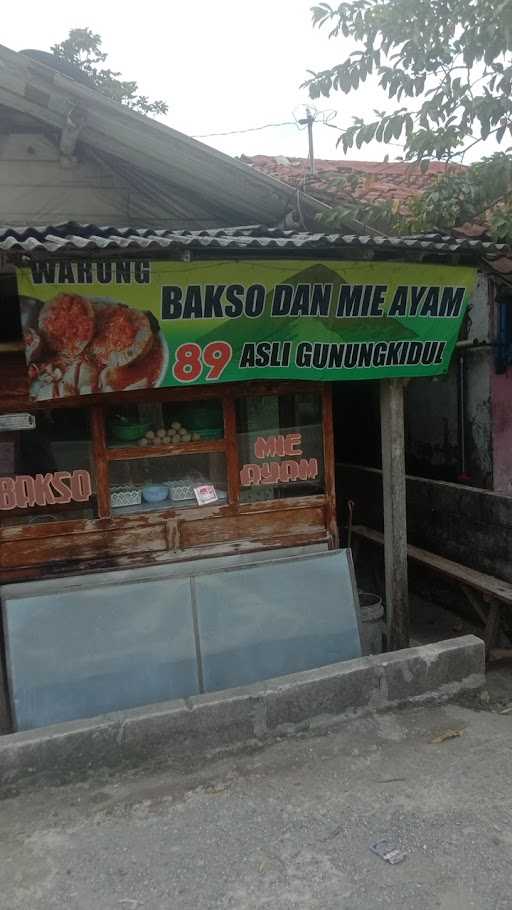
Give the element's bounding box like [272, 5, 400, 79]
[106, 399, 224, 449]
[0, 408, 95, 527]
[109, 453, 227, 513]
[236, 392, 325, 502]
[0, 385, 332, 528]
[102, 398, 226, 514]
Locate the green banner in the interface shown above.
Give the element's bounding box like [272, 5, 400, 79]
[17, 259, 476, 401]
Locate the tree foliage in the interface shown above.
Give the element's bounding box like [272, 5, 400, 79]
[321, 153, 512, 240]
[305, 0, 512, 239]
[51, 28, 168, 117]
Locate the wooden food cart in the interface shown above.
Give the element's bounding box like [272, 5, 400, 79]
[0, 235, 478, 731]
[0, 380, 337, 581]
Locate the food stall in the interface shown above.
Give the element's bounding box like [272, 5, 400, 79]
[0, 245, 476, 730]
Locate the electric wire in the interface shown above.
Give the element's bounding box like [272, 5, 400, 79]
[192, 121, 297, 138]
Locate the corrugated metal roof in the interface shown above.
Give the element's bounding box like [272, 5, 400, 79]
[0, 223, 508, 257]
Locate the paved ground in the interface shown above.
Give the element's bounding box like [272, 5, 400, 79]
[1, 681, 512, 910]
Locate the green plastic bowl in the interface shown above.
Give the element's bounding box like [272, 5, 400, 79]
[110, 421, 151, 442]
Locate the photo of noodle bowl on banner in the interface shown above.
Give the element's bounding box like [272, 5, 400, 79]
[21, 294, 168, 400]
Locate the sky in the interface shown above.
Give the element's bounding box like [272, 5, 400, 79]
[1, 0, 497, 164]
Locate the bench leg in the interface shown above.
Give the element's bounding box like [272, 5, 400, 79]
[462, 585, 487, 626]
[351, 536, 361, 564]
[462, 586, 504, 661]
[484, 598, 501, 658]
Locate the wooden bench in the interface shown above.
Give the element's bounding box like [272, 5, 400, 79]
[351, 524, 512, 659]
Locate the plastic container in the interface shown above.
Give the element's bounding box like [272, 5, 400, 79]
[358, 591, 386, 655]
[110, 421, 151, 442]
[111, 487, 142, 508]
[167, 480, 195, 502]
[142, 484, 169, 504]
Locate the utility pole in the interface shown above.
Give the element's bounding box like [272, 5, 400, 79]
[298, 108, 315, 176]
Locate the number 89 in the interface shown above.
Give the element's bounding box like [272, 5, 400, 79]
[172, 341, 232, 383]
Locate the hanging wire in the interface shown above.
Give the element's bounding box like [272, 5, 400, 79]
[192, 121, 297, 138]
[192, 108, 346, 140]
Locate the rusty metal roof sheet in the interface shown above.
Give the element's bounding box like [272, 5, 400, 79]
[0, 223, 508, 257]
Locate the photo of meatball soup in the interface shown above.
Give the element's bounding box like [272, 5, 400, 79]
[23, 294, 166, 400]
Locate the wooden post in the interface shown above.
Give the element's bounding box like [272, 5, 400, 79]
[90, 406, 111, 519]
[380, 379, 409, 650]
[322, 384, 339, 549]
[223, 392, 240, 505]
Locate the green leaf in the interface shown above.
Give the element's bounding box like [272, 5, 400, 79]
[305, 0, 512, 170]
[391, 115, 403, 139]
[339, 69, 352, 92]
[383, 118, 395, 143]
[375, 120, 386, 142]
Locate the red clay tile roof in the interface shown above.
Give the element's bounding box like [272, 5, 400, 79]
[242, 154, 503, 247]
[242, 155, 467, 212]
[244, 156, 512, 275]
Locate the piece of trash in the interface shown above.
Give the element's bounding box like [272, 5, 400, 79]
[431, 729, 464, 744]
[499, 705, 512, 715]
[369, 837, 406, 865]
[376, 777, 407, 784]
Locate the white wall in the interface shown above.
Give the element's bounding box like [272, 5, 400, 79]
[0, 131, 137, 225]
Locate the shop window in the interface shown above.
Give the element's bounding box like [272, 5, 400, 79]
[0, 388, 326, 531]
[236, 393, 324, 502]
[108, 453, 227, 513]
[106, 399, 224, 448]
[0, 408, 94, 527]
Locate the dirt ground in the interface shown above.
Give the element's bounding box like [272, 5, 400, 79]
[1, 665, 512, 910]
[2, 587, 512, 910]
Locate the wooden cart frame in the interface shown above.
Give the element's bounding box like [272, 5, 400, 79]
[0, 380, 338, 584]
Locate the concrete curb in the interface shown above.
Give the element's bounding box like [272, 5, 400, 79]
[0, 635, 484, 788]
